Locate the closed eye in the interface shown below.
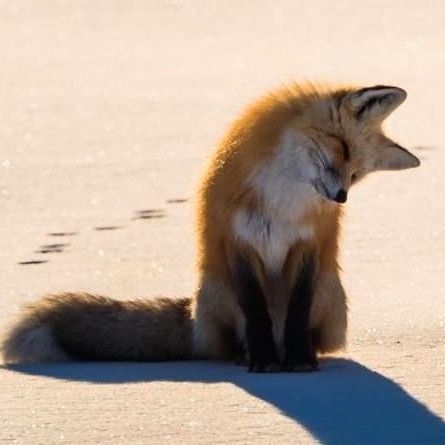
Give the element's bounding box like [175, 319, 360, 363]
[325, 166, 338, 177]
[339, 138, 350, 161]
[325, 132, 350, 161]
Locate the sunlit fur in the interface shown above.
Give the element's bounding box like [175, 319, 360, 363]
[1, 82, 419, 365]
[193, 82, 419, 359]
[1, 293, 192, 363]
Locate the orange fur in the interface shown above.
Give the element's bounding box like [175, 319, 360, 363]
[193, 82, 419, 360]
[1, 82, 419, 368]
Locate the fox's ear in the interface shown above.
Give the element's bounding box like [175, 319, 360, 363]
[347, 85, 407, 123]
[374, 141, 420, 171]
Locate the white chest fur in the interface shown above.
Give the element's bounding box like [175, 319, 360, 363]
[249, 130, 322, 221]
[233, 209, 314, 273]
[232, 130, 321, 272]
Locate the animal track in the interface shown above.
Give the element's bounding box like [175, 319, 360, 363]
[35, 243, 69, 254]
[94, 226, 123, 231]
[20, 198, 184, 266]
[18, 260, 49, 265]
[166, 198, 188, 204]
[47, 232, 77, 237]
[133, 209, 165, 220]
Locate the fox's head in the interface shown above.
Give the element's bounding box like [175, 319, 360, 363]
[287, 85, 420, 204]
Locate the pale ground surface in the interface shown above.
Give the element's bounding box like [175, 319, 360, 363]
[0, 1, 444, 443]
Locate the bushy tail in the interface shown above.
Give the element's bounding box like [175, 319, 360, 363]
[1, 293, 193, 364]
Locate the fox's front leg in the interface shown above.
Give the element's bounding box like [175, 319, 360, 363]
[283, 251, 318, 372]
[233, 253, 279, 373]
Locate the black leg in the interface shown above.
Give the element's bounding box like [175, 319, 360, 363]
[234, 254, 279, 372]
[283, 252, 318, 372]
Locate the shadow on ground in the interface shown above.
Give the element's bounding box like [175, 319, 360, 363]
[4, 358, 445, 444]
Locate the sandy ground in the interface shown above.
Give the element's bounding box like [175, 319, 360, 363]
[0, 1, 444, 443]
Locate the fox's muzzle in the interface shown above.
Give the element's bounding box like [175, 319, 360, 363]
[334, 189, 347, 203]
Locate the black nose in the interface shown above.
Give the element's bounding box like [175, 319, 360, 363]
[334, 189, 347, 203]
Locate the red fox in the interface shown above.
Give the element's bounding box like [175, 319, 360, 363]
[1, 83, 419, 372]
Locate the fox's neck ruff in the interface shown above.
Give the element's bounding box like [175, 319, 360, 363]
[232, 130, 332, 274]
[233, 208, 315, 274]
[248, 129, 325, 222]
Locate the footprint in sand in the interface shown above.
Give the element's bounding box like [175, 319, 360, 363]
[94, 226, 123, 231]
[132, 209, 165, 220]
[19, 235, 75, 265]
[166, 198, 188, 204]
[47, 232, 77, 237]
[35, 243, 69, 254]
[21, 201, 184, 266]
[18, 260, 49, 266]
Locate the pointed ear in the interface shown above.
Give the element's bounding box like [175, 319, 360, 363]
[374, 141, 420, 171]
[347, 85, 407, 122]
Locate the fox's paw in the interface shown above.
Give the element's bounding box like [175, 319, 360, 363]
[249, 360, 281, 373]
[248, 346, 280, 373]
[282, 347, 318, 372]
[232, 350, 248, 366]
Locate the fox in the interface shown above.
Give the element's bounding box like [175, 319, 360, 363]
[1, 82, 420, 372]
